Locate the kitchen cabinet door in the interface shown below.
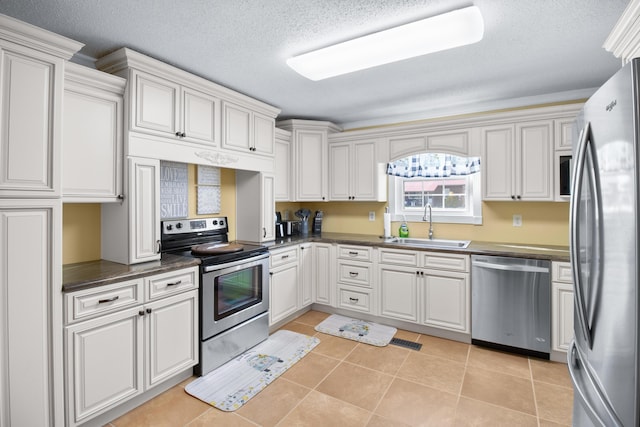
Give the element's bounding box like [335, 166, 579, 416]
[182, 86, 219, 146]
[65, 306, 144, 426]
[145, 290, 198, 388]
[253, 112, 275, 156]
[133, 70, 180, 136]
[329, 140, 385, 201]
[378, 265, 419, 322]
[421, 270, 470, 333]
[0, 45, 63, 197]
[329, 142, 350, 200]
[299, 243, 313, 307]
[222, 102, 274, 156]
[63, 63, 125, 202]
[296, 129, 328, 201]
[236, 171, 275, 243]
[552, 282, 574, 352]
[269, 261, 299, 325]
[101, 157, 161, 264]
[313, 243, 334, 306]
[481, 124, 515, 200]
[274, 129, 293, 201]
[517, 121, 553, 200]
[0, 202, 62, 427]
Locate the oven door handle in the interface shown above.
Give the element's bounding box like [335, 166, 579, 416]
[203, 252, 269, 273]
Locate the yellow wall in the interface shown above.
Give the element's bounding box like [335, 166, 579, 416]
[276, 200, 570, 246]
[62, 204, 102, 264]
[62, 165, 237, 265]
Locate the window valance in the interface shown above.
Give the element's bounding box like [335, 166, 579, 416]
[386, 153, 481, 178]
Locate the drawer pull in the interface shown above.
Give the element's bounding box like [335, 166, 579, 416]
[167, 280, 182, 287]
[349, 297, 359, 303]
[348, 251, 359, 256]
[281, 255, 289, 259]
[349, 271, 359, 277]
[98, 296, 119, 304]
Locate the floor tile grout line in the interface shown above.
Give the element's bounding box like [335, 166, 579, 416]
[528, 357, 542, 426]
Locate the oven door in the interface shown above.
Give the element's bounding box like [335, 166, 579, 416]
[200, 253, 269, 340]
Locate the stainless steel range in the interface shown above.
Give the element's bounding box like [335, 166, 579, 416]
[160, 216, 269, 376]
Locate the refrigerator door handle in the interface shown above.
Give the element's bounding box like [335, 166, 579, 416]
[570, 122, 594, 349]
[568, 341, 623, 427]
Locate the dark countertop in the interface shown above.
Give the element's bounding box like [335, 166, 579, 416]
[62, 253, 201, 293]
[65, 234, 568, 293]
[264, 232, 570, 262]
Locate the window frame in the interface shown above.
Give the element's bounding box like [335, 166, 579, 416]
[388, 172, 482, 225]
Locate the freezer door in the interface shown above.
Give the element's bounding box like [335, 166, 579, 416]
[570, 59, 639, 427]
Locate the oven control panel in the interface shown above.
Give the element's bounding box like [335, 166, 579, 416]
[162, 216, 228, 235]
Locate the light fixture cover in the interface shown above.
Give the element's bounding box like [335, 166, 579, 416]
[287, 6, 484, 81]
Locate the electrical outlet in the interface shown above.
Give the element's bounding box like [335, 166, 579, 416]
[369, 211, 375, 221]
[513, 214, 522, 227]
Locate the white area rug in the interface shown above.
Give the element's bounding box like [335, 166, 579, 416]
[185, 330, 319, 411]
[314, 314, 397, 346]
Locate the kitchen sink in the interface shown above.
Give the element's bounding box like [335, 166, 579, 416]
[385, 237, 471, 249]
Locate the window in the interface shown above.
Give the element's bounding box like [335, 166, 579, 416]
[387, 153, 482, 225]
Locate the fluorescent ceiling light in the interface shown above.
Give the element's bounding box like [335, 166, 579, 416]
[287, 6, 484, 81]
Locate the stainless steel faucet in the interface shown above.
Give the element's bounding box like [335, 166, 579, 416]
[422, 203, 434, 240]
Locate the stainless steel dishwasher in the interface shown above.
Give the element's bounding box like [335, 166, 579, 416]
[471, 255, 551, 358]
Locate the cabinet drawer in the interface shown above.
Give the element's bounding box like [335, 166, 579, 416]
[270, 246, 298, 268]
[420, 252, 469, 272]
[337, 286, 371, 313]
[337, 245, 372, 262]
[378, 248, 418, 267]
[337, 260, 372, 288]
[146, 267, 198, 301]
[65, 278, 143, 324]
[552, 262, 573, 284]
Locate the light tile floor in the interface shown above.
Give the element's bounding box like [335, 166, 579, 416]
[107, 310, 573, 426]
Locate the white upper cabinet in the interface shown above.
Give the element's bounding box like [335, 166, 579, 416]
[221, 101, 274, 157]
[482, 120, 553, 201]
[274, 128, 292, 201]
[132, 70, 219, 146]
[236, 170, 275, 243]
[277, 119, 342, 202]
[329, 140, 386, 201]
[63, 63, 125, 202]
[0, 24, 82, 198]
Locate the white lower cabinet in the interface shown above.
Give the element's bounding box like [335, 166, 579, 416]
[421, 270, 469, 332]
[378, 264, 419, 322]
[336, 245, 375, 314]
[552, 261, 574, 352]
[376, 248, 470, 333]
[312, 242, 334, 306]
[299, 243, 313, 307]
[64, 267, 198, 427]
[269, 246, 300, 325]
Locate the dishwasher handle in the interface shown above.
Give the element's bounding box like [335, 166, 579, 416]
[472, 260, 549, 274]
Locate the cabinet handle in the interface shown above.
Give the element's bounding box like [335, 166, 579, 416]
[349, 271, 359, 277]
[117, 194, 125, 201]
[167, 280, 182, 287]
[269, 272, 273, 276]
[516, 195, 522, 200]
[146, 308, 152, 314]
[263, 227, 266, 238]
[348, 251, 358, 256]
[156, 240, 161, 254]
[139, 310, 145, 316]
[281, 255, 289, 259]
[98, 296, 119, 304]
[349, 297, 359, 303]
[175, 131, 186, 138]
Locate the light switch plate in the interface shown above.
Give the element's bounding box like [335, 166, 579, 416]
[513, 214, 522, 227]
[369, 211, 375, 221]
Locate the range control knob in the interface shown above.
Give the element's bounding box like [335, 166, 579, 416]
[176, 222, 183, 229]
[166, 224, 173, 231]
[219, 219, 225, 226]
[212, 220, 218, 225]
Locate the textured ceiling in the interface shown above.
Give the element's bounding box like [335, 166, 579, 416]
[0, 0, 629, 128]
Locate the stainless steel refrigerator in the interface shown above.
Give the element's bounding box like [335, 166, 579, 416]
[569, 58, 639, 426]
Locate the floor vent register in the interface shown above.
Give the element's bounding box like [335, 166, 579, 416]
[389, 338, 423, 351]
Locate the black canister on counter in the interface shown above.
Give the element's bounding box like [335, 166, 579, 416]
[313, 211, 323, 234]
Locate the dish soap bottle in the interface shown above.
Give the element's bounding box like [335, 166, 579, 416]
[399, 217, 409, 238]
